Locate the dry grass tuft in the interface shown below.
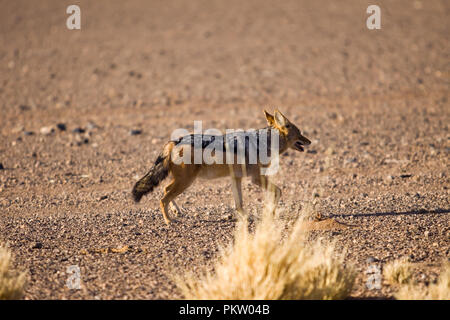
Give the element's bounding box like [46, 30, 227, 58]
[395, 263, 449, 300]
[383, 257, 414, 285]
[0, 244, 26, 300]
[175, 210, 355, 300]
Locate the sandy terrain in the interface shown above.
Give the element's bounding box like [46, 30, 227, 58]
[0, 0, 448, 299]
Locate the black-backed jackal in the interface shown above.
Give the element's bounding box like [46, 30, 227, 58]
[132, 110, 311, 224]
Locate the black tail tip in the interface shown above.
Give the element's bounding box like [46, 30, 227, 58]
[132, 189, 143, 203]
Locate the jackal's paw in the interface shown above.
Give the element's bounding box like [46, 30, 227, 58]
[169, 203, 182, 217]
[169, 207, 182, 217]
[163, 217, 178, 225]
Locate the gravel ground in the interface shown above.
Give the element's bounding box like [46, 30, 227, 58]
[0, 0, 448, 299]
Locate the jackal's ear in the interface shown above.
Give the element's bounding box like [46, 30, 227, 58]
[264, 110, 275, 126]
[274, 110, 287, 127]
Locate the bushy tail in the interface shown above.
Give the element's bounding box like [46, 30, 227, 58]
[132, 143, 173, 203]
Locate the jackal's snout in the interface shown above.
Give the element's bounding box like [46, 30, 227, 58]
[292, 134, 311, 152]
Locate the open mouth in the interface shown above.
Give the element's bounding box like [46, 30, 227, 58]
[293, 140, 305, 152]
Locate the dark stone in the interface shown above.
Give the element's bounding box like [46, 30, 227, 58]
[130, 129, 142, 136]
[32, 242, 43, 249]
[72, 127, 85, 133]
[56, 123, 67, 131]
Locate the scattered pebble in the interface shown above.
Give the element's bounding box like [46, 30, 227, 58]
[72, 127, 85, 134]
[40, 126, 54, 135]
[86, 122, 98, 130]
[130, 129, 142, 136]
[56, 123, 67, 131]
[344, 157, 357, 165]
[32, 242, 43, 249]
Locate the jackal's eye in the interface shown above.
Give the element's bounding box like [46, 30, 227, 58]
[285, 124, 291, 128]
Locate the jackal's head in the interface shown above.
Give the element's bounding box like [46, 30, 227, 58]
[264, 110, 311, 152]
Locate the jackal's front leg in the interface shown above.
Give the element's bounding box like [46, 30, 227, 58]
[252, 175, 281, 214]
[230, 177, 246, 218]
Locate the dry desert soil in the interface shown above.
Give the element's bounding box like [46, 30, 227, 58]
[0, 0, 448, 299]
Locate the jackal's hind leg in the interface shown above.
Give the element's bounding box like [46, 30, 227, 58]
[160, 181, 184, 224]
[160, 173, 196, 225]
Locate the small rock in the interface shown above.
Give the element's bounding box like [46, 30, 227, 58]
[72, 127, 85, 134]
[98, 195, 108, 201]
[32, 242, 43, 249]
[56, 123, 67, 131]
[222, 213, 234, 221]
[0, 163, 4, 170]
[328, 112, 338, 120]
[130, 129, 142, 136]
[12, 125, 24, 134]
[86, 122, 97, 130]
[325, 147, 335, 156]
[344, 157, 357, 165]
[385, 175, 394, 182]
[24, 131, 34, 136]
[40, 126, 54, 135]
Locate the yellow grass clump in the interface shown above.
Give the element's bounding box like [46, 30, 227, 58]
[176, 211, 355, 299]
[395, 263, 450, 300]
[383, 257, 414, 285]
[0, 244, 26, 300]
